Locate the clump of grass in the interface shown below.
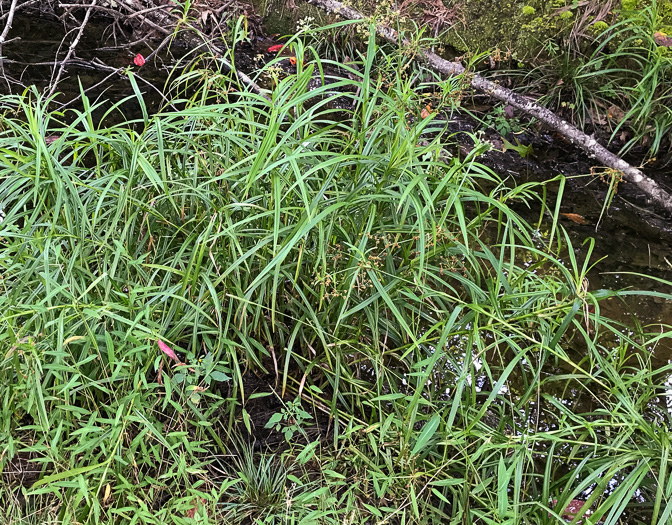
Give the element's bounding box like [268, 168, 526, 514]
[1, 25, 672, 524]
[520, 2, 672, 158]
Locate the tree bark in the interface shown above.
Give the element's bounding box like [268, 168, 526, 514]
[304, 0, 672, 214]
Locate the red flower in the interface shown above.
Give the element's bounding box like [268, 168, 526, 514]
[134, 53, 145, 67]
[267, 44, 283, 53]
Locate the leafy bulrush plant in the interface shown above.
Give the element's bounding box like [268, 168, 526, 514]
[1, 26, 672, 524]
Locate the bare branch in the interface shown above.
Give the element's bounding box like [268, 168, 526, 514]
[0, 0, 19, 87]
[0, 0, 18, 43]
[0, 0, 33, 23]
[46, 0, 97, 98]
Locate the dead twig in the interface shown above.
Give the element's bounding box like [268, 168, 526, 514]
[0, 0, 37, 22]
[0, 0, 19, 87]
[47, 0, 97, 98]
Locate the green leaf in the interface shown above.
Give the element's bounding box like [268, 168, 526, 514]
[296, 440, 320, 465]
[210, 370, 230, 382]
[411, 413, 441, 457]
[31, 462, 105, 489]
[242, 408, 252, 434]
[265, 412, 283, 428]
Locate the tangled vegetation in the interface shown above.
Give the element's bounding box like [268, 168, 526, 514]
[440, 0, 672, 159]
[277, 0, 672, 162]
[1, 24, 672, 525]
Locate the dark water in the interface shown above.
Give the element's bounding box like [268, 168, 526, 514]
[483, 137, 672, 313]
[0, 15, 175, 123]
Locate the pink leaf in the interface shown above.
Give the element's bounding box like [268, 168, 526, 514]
[157, 340, 179, 362]
[134, 53, 145, 67]
[267, 44, 283, 53]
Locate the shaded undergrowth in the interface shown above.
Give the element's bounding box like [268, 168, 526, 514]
[514, 2, 672, 160]
[1, 28, 672, 524]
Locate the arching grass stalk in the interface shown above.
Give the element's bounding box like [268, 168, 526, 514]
[0, 29, 671, 524]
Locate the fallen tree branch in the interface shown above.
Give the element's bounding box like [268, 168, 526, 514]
[46, 0, 97, 98]
[304, 0, 672, 214]
[0, 0, 19, 86]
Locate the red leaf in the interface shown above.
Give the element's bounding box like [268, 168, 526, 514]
[185, 498, 207, 518]
[267, 44, 283, 53]
[134, 53, 146, 67]
[157, 340, 179, 362]
[560, 212, 589, 225]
